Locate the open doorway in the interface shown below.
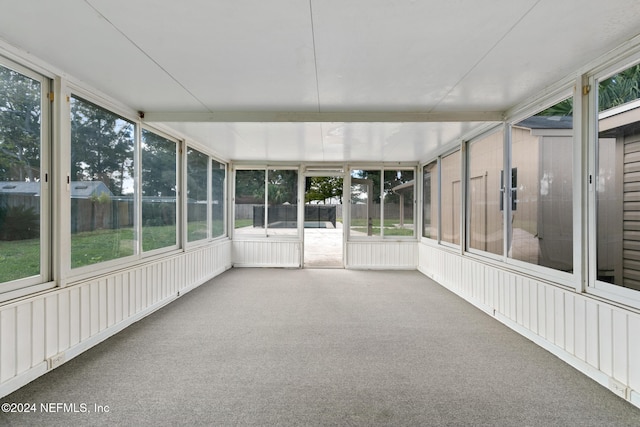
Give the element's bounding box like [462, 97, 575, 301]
[303, 174, 344, 268]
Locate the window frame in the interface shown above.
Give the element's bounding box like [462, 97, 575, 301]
[139, 125, 181, 255]
[587, 54, 640, 307]
[232, 165, 301, 240]
[421, 159, 439, 242]
[0, 56, 53, 301]
[184, 142, 229, 248]
[464, 125, 507, 262]
[503, 91, 577, 286]
[434, 148, 463, 250]
[68, 93, 139, 274]
[346, 165, 417, 241]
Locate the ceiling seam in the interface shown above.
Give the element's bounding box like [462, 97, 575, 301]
[83, 0, 212, 112]
[429, 0, 542, 113]
[308, 0, 322, 113]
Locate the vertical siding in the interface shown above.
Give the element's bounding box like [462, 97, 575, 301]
[418, 242, 640, 407]
[0, 239, 231, 398]
[347, 241, 417, 269]
[232, 240, 300, 267]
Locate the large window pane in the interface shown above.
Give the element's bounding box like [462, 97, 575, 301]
[186, 147, 208, 242]
[141, 129, 177, 252]
[440, 151, 461, 245]
[267, 169, 298, 235]
[383, 170, 414, 237]
[70, 96, 135, 268]
[511, 98, 573, 271]
[422, 161, 437, 240]
[211, 160, 226, 238]
[0, 64, 42, 282]
[596, 63, 640, 290]
[350, 170, 381, 236]
[234, 169, 265, 236]
[468, 130, 504, 255]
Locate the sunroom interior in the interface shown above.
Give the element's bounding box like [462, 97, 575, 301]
[2, 0, 640, 413]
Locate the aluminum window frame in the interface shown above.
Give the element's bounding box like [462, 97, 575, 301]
[0, 56, 54, 302]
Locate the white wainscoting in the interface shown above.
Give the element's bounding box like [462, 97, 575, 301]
[0, 239, 232, 398]
[418, 242, 640, 409]
[347, 241, 417, 269]
[232, 240, 301, 267]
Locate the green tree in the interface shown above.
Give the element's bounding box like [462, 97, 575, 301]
[141, 130, 176, 198]
[235, 169, 265, 202]
[539, 64, 640, 116]
[186, 148, 208, 201]
[305, 177, 343, 204]
[599, 64, 640, 111]
[268, 170, 297, 205]
[71, 97, 134, 196]
[0, 65, 41, 182]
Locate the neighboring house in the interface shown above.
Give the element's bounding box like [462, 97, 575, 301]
[0, 181, 114, 199]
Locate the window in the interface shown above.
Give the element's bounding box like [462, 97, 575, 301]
[235, 169, 265, 236]
[211, 160, 226, 239]
[383, 170, 414, 236]
[350, 170, 381, 236]
[511, 97, 573, 272]
[0, 62, 47, 285]
[467, 129, 504, 255]
[141, 129, 177, 252]
[186, 147, 209, 243]
[267, 169, 298, 235]
[595, 62, 640, 291]
[422, 161, 438, 240]
[234, 168, 298, 236]
[350, 168, 415, 238]
[70, 96, 135, 268]
[440, 151, 461, 245]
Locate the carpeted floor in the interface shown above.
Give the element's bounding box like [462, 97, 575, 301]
[1, 268, 640, 426]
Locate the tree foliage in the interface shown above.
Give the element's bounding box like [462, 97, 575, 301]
[539, 64, 640, 117]
[0, 65, 41, 182]
[268, 170, 297, 205]
[141, 130, 176, 198]
[305, 177, 343, 204]
[71, 96, 134, 196]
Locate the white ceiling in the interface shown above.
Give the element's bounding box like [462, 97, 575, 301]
[2, 0, 640, 162]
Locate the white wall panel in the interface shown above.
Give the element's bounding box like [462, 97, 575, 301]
[565, 295, 575, 355]
[16, 305, 31, 375]
[0, 239, 232, 398]
[347, 241, 416, 269]
[31, 299, 45, 367]
[630, 315, 640, 391]
[69, 287, 80, 347]
[612, 310, 628, 384]
[574, 299, 586, 360]
[58, 293, 70, 352]
[0, 309, 16, 383]
[232, 240, 300, 267]
[418, 242, 640, 409]
[599, 305, 613, 377]
[45, 295, 58, 359]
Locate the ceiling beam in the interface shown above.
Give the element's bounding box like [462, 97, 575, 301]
[142, 111, 504, 123]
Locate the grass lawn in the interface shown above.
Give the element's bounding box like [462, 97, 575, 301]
[71, 228, 136, 268]
[234, 219, 254, 228]
[350, 218, 414, 236]
[0, 238, 40, 283]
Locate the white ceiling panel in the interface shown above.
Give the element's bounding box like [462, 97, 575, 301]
[163, 121, 489, 163]
[1, 1, 640, 163]
[435, 0, 640, 111]
[310, 0, 538, 111]
[0, 0, 202, 111]
[89, 0, 319, 111]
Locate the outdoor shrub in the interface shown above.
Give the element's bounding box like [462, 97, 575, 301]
[0, 205, 39, 240]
